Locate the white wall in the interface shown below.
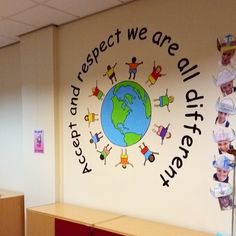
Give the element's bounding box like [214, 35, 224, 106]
[0, 44, 23, 192]
[0, 0, 235, 234]
[57, 0, 236, 234]
[21, 26, 57, 207]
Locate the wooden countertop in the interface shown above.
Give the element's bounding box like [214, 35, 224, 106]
[94, 215, 214, 236]
[28, 203, 123, 226]
[0, 189, 24, 199]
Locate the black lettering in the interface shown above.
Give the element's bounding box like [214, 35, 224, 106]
[165, 165, 177, 178]
[172, 156, 183, 168]
[100, 40, 107, 52]
[83, 163, 92, 174]
[168, 43, 179, 56]
[160, 174, 170, 187]
[181, 135, 193, 147]
[92, 47, 99, 63]
[139, 27, 148, 40]
[127, 27, 139, 40]
[107, 35, 114, 47]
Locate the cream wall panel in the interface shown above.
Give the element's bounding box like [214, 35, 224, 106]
[57, 0, 236, 234]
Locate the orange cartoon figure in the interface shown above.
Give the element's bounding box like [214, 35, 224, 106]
[103, 63, 117, 84]
[153, 89, 174, 112]
[125, 56, 143, 80]
[115, 149, 134, 169]
[146, 61, 166, 87]
[89, 81, 104, 100]
[152, 123, 171, 145]
[139, 142, 159, 166]
[97, 144, 112, 165]
[84, 108, 99, 127]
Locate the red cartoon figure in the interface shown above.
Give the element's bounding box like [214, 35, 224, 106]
[84, 108, 99, 127]
[153, 89, 174, 112]
[97, 144, 112, 165]
[103, 63, 117, 84]
[214, 69, 236, 96]
[217, 34, 236, 66]
[115, 149, 134, 169]
[89, 131, 103, 149]
[139, 142, 159, 166]
[89, 81, 104, 100]
[125, 56, 143, 80]
[152, 123, 171, 145]
[146, 61, 166, 87]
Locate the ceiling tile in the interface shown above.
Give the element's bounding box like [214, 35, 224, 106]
[45, 0, 121, 17]
[0, 0, 36, 17]
[0, 19, 36, 37]
[0, 35, 19, 47]
[11, 5, 77, 27]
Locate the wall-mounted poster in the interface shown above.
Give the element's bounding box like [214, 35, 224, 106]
[34, 129, 44, 153]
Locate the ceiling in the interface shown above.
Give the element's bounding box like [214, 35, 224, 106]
[0, 0, 134, 48]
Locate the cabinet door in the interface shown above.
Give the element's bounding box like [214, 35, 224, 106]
[27, 210, 54, 236]
[55, 218, 92, 236]
[93, 228, 124, 236]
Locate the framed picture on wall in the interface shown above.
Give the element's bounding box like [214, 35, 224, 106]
[34, 129, 44, 153]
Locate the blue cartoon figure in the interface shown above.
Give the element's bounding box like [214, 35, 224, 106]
[153, 89, 174, 112]
[89, 131, 103, 149]
[139, 142, 159, 166]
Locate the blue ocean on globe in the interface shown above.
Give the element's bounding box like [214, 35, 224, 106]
[101, 81, 151, 147]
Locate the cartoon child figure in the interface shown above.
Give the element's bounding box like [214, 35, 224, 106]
[97, 144, 112, 165]
[217, 34, 236, 66]
[139, 142, 159, 166]
[152, 123, 171, 145]
[84, 108, 99, 127]
[215, 97, 236, 127]
[115, 149, 134, 169]
[103, 63, 117, 84]
[153, 89, 174, 112]
[146, 61, 166, 87]
[125, 56, 143, 80]
[213, 126, 235, 154]
[214, 69, 236, 96]
[89, 81, 104, 100]
[89, 131, 103, 149]
[212, 154, 233, 183]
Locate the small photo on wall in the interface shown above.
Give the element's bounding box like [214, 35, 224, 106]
[34, 129, 44, 153]
[218, 194, 233, 211]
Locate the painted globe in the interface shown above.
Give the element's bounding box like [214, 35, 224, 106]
[101, 81, 151, 147]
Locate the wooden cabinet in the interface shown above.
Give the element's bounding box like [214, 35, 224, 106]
[0, 189, 24, 236]
[27, 203, 122, 236]
[55, 218, 92, 236]
[26, 203, 214, 236]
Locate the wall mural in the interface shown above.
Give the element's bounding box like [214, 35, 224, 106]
[68, 27, 236, 235]
[210, 34, 236, 214]
[69, 27, 204, 187]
